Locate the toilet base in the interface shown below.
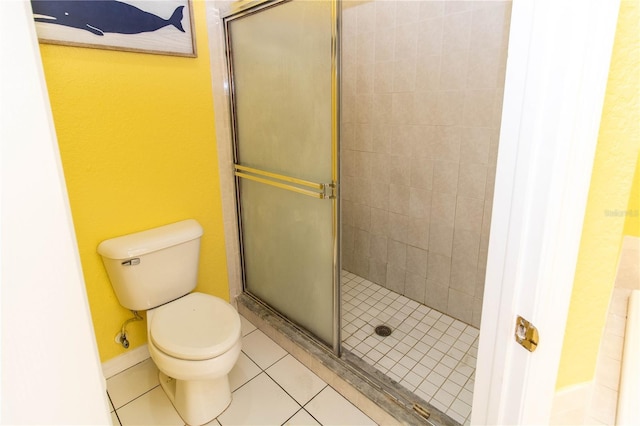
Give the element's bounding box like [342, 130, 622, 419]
[159, 371, 232, 426]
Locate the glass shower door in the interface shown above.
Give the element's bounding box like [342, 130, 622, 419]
[224, 0, 340, 351]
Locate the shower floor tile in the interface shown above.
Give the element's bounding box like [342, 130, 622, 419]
[342, 271, 478, 425]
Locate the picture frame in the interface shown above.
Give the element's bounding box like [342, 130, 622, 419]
[31, 0, 197, 57]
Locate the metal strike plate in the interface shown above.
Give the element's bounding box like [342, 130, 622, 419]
[515, 315, 539, 352]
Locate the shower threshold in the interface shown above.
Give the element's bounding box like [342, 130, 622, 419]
[237, 292, 462, 426]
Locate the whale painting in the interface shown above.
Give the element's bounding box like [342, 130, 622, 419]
[31, 0, 196, 57]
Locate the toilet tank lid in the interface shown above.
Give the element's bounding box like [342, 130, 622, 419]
[97, 219, 203, 260]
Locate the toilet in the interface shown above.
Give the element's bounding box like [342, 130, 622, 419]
[97, 219, 241, 426]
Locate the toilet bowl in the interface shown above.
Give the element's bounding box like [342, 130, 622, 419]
[97, 220, 242, 425]
[147, 292, 241, 425]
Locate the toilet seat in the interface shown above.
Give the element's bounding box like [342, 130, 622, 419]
[150, 292, 241, 361]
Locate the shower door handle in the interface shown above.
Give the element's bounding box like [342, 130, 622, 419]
[234, 164, 336, 199]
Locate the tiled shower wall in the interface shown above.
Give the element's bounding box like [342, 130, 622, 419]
[341, 1, 511, 327]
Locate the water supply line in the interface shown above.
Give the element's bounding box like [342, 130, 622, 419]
[115, 310, 143, 349]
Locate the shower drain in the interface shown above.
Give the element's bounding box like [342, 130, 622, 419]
[374, 325, 392, 337]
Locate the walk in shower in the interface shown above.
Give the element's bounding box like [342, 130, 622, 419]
[340, 2, 510, 423]
[220, 1, 511, 424]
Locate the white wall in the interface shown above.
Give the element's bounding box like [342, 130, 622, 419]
[0, 1, 111, 424]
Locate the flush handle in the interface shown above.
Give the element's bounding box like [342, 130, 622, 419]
[515, 315, 539, 352]
[121, 258, 140, 266]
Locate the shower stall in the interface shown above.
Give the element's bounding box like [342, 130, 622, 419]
[220, 1, 511, 424]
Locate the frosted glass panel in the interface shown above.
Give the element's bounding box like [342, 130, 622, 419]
[227, 0, 337, 348]
[229, 0, 332, 183]
[239, 180, 334, 344]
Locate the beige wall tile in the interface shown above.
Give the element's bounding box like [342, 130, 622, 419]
[442, 10, 472, 52]
[447, 288, 474, 324]
[426, 280, 449, 313]
[371, 122, 392, 153]
[388, 183, 411, 215]
[407, 246, 429, 277]
[462, 89, 495, 127]
[352, 202, 372, 231]
[354, 228, 371, 258]
[454, 196, 484, 234]
[439, 50, 469, 90]
[395, 22, 419, 59]
[431, 192, 457, 227]
[419, 2, 445, 20]
[433, 160, 460, 195]
[393, 59, 418, 92]
[375, 1, 396, 30]
[388, 239, 408, 269]
[459, 126, 491, 164]
[388, 212, 409, 244]
[389, 155, 411, 186]
[357, 31, 375, 64]
[457, 162, 487, 199]
[386, 265, 406, 294]
[373, 60, 393, 93]
[428, 252, 452, 284]
[369, 181, 389, 210]
[409, 187, 431, 218]
[356, 1, 375, 34]
[396, 1, 421, 25]
[445, 1, 474, 16]
[370, 208, 388, 237]
[375, 29, 395, 62]
[355, 123, 373, 151]
[370, 234, 388, 262]
[407, 216, 431, 250]
[429, 223, 455, 257]
[416, 58, 442, 93]
[405, 272, 428, 302]
[470, 3, 511, 51]
[342, 0, 510, 325]
[357, 94, 374, 124]
[410, 157, 434, 190]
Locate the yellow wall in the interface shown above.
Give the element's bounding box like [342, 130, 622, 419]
[556, 0, 640, 389]
[39, 1, 229, 362]
[623, 152, 640, 236]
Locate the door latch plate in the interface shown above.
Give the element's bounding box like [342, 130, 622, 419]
[515, 315, 539, 352]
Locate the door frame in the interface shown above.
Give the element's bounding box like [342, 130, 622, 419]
[472, 0, 620, 424]
[206, 0, 621, 423]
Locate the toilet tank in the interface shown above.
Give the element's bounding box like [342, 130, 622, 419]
[97, 219, 204, 311]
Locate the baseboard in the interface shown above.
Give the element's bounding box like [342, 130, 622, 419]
[101, 344, 150, 379]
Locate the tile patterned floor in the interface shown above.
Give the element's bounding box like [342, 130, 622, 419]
[342, 271, 478, 425]
[107, 315, 376, 426]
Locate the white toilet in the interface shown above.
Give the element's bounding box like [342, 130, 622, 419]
[97, 219, 241, 426]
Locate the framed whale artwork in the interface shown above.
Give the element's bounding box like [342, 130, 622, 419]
[30, 0, 196, 57]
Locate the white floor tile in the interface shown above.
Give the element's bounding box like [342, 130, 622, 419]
[240, 315, 257, 337]
[218, 372, 300, 425]
[229, 352, 261, 391]
[266, 355, 327, 405]
[107, 358, 160, 409]
[305, 387, 376, 426]
[241, 329, 287, 369]
[110, 411, 120, 426]
[116, 387, 183, 426]
[284, 409, 321, 425]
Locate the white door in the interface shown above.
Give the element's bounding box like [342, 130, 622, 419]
[472, 1, 620, 424]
